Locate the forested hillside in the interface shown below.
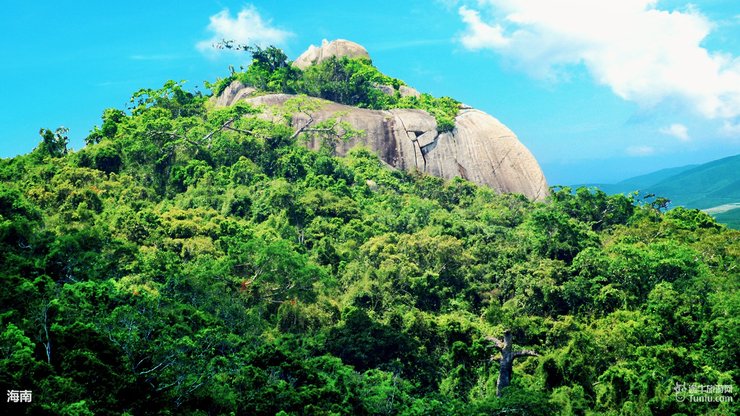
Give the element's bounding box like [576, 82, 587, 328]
[1, 50, 738, 415]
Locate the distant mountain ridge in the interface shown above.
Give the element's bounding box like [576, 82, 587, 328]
[577, 154, 740, 228]
[580, 164, 698, 195]
[649, 154, 740, 209]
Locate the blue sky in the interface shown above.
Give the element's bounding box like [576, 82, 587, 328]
[2, 0, 739, 184]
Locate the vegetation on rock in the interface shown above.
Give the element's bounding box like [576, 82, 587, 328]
[209, 45, 460, 132]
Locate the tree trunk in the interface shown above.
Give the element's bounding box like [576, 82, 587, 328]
[40, 301, 52, 365]
[488, 330, 538, 397]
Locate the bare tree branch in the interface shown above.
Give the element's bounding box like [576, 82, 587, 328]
[138, 359, 173, 375]
[290, 114, 315, 140]
[514, 350, 539, 358]
[486, 336, 505, 350]
[202, 118, 234, 142]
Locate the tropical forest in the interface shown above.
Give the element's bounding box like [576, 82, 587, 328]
[0, 43, 738, 416]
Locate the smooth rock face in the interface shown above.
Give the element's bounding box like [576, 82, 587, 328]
[216, 38, 549, 200]
[376, 84, 422, 99]
[399, 85, 421, 98]
[215, 81, 256, 107]
[294, 39, 371, 70]
[424, 109, 548, 200]
[230, 93, 548, 200]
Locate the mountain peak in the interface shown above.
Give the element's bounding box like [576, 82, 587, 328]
[294, 39, 371, 69]
[216, 40, 549, 200]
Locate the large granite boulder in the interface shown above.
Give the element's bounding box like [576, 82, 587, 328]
[230, 93, 548, 201]
[294, 39, 371, 70]
[215, 39, 549, 200]
[214, 81, 256, 107]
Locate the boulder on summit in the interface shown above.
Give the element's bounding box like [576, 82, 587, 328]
[294, 39, 371, 70]
[217, 39, 549, 200]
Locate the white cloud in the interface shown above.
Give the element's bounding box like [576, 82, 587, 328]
[197, 6, 292, 55]
[660, 123, 690, 141]
[458, 0, 740, 120]
[626, 145, 655, 156]
[459, 7, 510, 49]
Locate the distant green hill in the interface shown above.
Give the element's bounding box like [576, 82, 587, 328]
[648, 154, 740, 209]
[713, 208, 740, 229]
[580, 164, 697, 195]
[578, 154, 740, 228]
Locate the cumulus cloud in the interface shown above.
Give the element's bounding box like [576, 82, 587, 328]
[660, 123, 690, 141]
[197, 6, 292, 55]
[458, 0, 740, 120]
[459, 7, 510, 49]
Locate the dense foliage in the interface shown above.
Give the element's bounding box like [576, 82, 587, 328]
[209, 45, 460, 132]
[1, 74, 738, 415]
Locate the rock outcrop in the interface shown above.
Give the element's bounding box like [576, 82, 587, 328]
[399, 85, 421, 98]
[294, 39, 371, 70]
[237, 94, 548, 200]
[215, 81, 256, 107]
[215, 40, 549, 200]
